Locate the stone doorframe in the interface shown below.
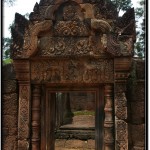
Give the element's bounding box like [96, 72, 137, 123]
[11, 1, 135, 149]
[41, 86, 104, 150]
[13, 57, 131, 150]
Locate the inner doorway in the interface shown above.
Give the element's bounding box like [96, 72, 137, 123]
[42, 86, 104, 150]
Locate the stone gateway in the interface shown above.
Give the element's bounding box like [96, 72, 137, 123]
[9, 0, 137, 149]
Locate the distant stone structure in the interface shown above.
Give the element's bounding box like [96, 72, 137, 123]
[2, 0, 145, 149]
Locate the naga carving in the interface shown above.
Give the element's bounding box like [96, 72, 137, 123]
[107, 34, 134, 56]
[12, 20, 52, 58]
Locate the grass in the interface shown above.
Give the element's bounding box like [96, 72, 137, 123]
[73, 110, 95, 116]
[3, 58, 13, 65]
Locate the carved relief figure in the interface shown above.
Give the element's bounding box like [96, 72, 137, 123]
[31, 59, 114, 83]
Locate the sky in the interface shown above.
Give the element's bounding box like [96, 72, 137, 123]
[3, 0, 141, 38]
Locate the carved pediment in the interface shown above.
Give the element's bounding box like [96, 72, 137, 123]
[11, 0, 136, 59]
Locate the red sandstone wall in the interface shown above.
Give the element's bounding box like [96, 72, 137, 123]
[127, 59, 145, 150]
[70, 93, 95, 111]
[2, 64, 18, 149]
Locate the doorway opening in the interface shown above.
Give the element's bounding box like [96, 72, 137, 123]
[42, 87, 104, 150]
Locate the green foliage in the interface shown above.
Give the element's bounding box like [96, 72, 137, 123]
[73, 111, 95, 116]
[134, 0, 145, 57]
[3, 58, 13, 66]
[111, 0, 132, 13]
[2, 37, 12, 59]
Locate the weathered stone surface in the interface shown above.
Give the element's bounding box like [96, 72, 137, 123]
[135, 60, 145, 80]
[2, 136, 17, 150]
[31, 59, 114, 84]
[2, 63, 18, 150]
[2, 64, 16, 80]
[2, 93, 18, 115]
[8, 128, 18, 136]
[55, 139, 95, 149]
[132, 146, 145, 150]
[130, 102, 144, 124]
[115, 83, 127, 93]
[131, 124, 145, 147]
[116, 120, 128, 149]
[115, 92, 127, 120]
[18, 140, 29, 150]
[87, 139, 95, 149]
[2, 115, 17, 128]
[2, 127, 17, 136]
[132, 82, 145, 102]
[65, 139, 85, 148]
[55, 139, 66, 147]
[2, 80, 17, 94]
[2, 128, 9, 136]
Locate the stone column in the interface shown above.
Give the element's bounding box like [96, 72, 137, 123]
[13, 60, 31, 149]
[31, 85, 41, 150]
[104, 84, 114, 150]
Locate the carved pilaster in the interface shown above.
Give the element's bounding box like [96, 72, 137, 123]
[114, 58, 132, 150]
[104, 84, 114, 150]
[116, 120, 128, 149]
[31, 85, 41, 150]
[114, 83, 128, 150]
[13, 60, 31, 150]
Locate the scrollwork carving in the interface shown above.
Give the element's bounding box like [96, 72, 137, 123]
[54, 21, 89, 36]
[116, 120, 128, 142]
[38, 36, 106, 56]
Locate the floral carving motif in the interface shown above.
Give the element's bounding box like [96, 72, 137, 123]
[116, 120, 128, 141]
[115, 92, 127, 119]
[18, 85, 30, 139]
[38, 36, 106, 56]
[54, 21, 89, 36]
